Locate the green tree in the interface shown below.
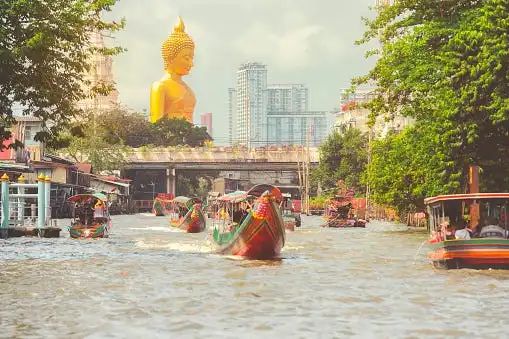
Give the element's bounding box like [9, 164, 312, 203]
[176, 173, 213, 199]
[355, 0, 509, 211]
[312, 128, 368, 194]
[63, 133, 128, 173]
[95, 109, 155, 147]
[0, 0, 124, 149]
[153, 118, 211, 147]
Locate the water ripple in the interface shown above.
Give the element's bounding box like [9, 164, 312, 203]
[1, 214, 509, 337]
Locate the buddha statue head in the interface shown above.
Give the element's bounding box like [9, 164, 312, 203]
[161, 17, 195, 76]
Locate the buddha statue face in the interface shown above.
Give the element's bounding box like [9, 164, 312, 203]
[167, 47, 194, 76]
[161, 17, 195, 77]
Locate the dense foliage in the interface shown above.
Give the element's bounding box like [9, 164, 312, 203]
[93, 110, 211, 148]
[51, 109, 212, 172]
[0, 0, 124, 149]
[312, 128, 368, 194]
[355, 0, 509, 213]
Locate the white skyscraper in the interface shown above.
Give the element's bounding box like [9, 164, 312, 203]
[230, 63, 330, 147]
[267, 84, 309, 113]
[235, 62, 267, 147]
[228, 88, 237, 145]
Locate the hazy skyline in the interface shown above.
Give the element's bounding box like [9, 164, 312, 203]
[108, 0, 376, 144]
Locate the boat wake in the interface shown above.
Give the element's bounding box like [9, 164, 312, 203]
[134, 240, 213, 253]
[139, 213, 155, 217]
[129, 226, 181, 233]
[412, 239, 429, 265]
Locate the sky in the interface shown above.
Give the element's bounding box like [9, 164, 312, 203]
[107, 0, 376, 144]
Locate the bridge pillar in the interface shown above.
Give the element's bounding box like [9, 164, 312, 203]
[166, 168, 176, 196]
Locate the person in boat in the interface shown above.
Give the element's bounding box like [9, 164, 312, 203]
[76, 203, 87, 225]
[479, 217, 508, 238]
[440, 221, 456, 240]
[239, 201, 251, 224]
[93, 199, 107, 222]
[455, 220, 478, 240]
[178, 206, 187, 218]
[232, 205, 243, 224]
[218, 206, 229, 220]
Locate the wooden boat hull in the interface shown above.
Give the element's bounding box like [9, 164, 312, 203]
[325, 218, 366, 228]
[429, 239, 509, 269]
[213, 195, 285, 259]
[69, 222, 110, 239]
[172, 204, 206, 233]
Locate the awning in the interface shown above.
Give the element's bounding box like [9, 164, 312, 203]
[68, 192, 108, 203]
[217, 191, 248, 203]
[425, 193, 509, 205]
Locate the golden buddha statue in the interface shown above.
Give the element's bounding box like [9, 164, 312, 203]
[150, 17, 196, 123]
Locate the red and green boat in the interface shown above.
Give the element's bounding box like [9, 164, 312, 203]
[68, 193, 111, 239]
[427, 193, 509, 269]
[169, 196, 206, 233]
[212, 185, 285, 259]
[152, 193, 174, 216]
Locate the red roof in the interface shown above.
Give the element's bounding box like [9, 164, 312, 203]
[424, 193, 509, 205]
[77, 163, 92, 173]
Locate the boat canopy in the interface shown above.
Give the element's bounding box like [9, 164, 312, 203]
[172, 196, 202, 209]
[217, 191, 248, 204]
[247, 184, 283, 203]
[68, 192, 108, 203]
[425, 193, 509, 206]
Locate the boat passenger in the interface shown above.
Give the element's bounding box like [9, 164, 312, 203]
[218, 207, 229, 220]
[94, 200, 106, 219]
[479, 217, 507, 238]
[239, 201, 250, 224]
[455, 222, 478, 240]
[232, 206, 243, 224]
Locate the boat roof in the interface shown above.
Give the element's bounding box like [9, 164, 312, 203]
[217, 191, 248, 203]
[68, 192, 107, 203]
[425, 193, 509, 205]
[247, 184, 283, 203]
[172, 196, 202, 208]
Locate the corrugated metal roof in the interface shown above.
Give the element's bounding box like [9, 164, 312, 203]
[14, 116, 42, 122]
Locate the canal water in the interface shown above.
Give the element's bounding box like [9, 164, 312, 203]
[1, 215, 509, 338]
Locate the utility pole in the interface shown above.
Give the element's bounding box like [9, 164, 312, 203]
[365, 128, 372, 220]
[304, 125, 311, 215]
[297, 147, 303, 208]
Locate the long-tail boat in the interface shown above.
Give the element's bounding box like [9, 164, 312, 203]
[323, 190, 366, 228]
[152, 193, 174, 216]
[169, 196, 206, 233]
[281, 193, 301, 231]
[212, 185, 285, 259]
[426, 193, 509, 269]
[68, 193, 111, 239]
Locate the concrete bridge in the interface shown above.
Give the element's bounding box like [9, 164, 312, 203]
[123, 145, 319, 196]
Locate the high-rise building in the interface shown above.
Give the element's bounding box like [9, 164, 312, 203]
[236, 62, 267, 147]
[77, 32, 119, 113]
[230, 63, 331, 147]
[267, 84, 309, 113]
[200, 112, 213, 137]
[228, 88, 237, 145]
[335, 88, 413, 138]
[267, 111, 330, 147]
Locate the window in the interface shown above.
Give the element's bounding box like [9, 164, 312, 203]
[24, 126, 32, 140]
